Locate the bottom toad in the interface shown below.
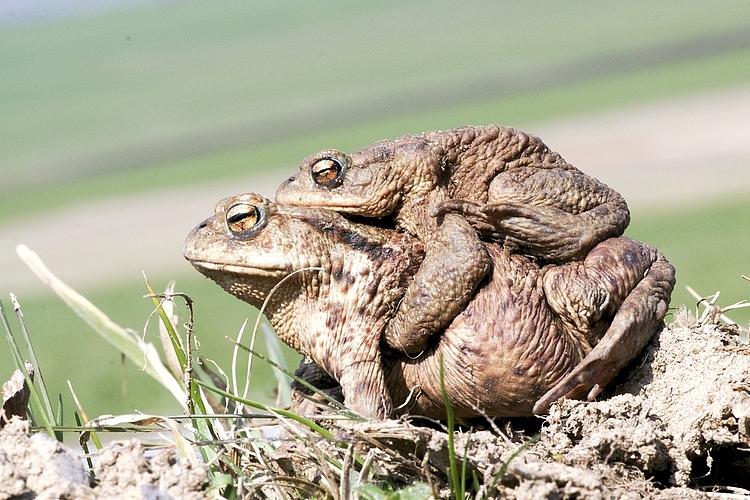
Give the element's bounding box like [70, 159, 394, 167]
[184, 193, 674, 420]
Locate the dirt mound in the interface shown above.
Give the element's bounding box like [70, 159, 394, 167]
[0, 321, 748, 499]
[540, 320, 750, 494]
[257, 322, 750, 499]
[486, 320, 749, 498]
[0, 418, 207, 499]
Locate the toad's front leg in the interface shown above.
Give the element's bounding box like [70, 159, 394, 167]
[383, 212, 491, 355]
[337, 358, 393, 419]
[290, 354, 392, 419]
[533, 237, 675, 414]
[313, 326, 395, 419]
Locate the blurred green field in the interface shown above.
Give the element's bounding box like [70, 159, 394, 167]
[2, 1, 750, 422]
[3, 0, 750, 221]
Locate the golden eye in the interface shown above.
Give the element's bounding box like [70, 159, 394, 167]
[310, 156, 346, 188]
[226, 203, 265, 236]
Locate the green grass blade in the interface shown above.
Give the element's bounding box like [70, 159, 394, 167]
[439, 354, 463, 499]
[74, 412, 95, 476]
[11, 294, 57, 428]
[261, 323, 292, 407]
[188, 377, 220, 454]
[0, 298, 25, 369]
[140, 284, 221, 465]
[144, 278, 188, 372]
[54, 393, 63, 441]
[1, 298, 56, 437]
[460, 430, 471, 498]
[227, 336, 351, 414]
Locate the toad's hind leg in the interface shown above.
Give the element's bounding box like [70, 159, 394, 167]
[533, 237, 675, 414]
[383, 213, 491, 355]
[433, 167, 630, 263]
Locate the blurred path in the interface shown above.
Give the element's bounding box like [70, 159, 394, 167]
[531, 85, 750, 206]
[2, 85, 749, 297]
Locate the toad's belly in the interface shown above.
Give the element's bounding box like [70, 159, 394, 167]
[387, 319, 586, 419]
[385, 247, 588, 419]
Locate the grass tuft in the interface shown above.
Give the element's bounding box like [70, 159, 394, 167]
[1, 296, 58, 439]
[7, 245, 577, 498]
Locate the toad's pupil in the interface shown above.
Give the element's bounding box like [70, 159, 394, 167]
[312, 159, 341, 185]
[227, 204, 259, 234]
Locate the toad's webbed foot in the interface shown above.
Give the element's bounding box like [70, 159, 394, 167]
[383, 213, 491, 355]
[532, 237, 675, 414]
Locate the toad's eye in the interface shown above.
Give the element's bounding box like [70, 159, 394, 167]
[226, 203, 265, 236]
[310, 156, 346, 188]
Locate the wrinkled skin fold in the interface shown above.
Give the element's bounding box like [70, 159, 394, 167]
[184, 194, 674, 420]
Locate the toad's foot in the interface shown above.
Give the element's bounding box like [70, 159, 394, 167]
[532, 238, 675, 414]
[337, 358, 394, 419]
[383, 213, 491, 355]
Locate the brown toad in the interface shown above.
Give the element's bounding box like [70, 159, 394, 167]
[275, 125, 630, 357]
[184, 194, 673, 420]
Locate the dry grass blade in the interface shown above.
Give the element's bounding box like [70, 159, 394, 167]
[67, 381, 103, 451]
[16, 244, 185, 406]
[686, 285, 750, 332]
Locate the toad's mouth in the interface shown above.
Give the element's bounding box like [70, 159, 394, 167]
[187, 260, 289, 279]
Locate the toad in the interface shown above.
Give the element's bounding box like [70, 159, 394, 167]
[184, 194, 673, 419]
[275, 125, 630, 357]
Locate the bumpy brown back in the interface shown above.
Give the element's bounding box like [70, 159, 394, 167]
[424, 125, 570, 202]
